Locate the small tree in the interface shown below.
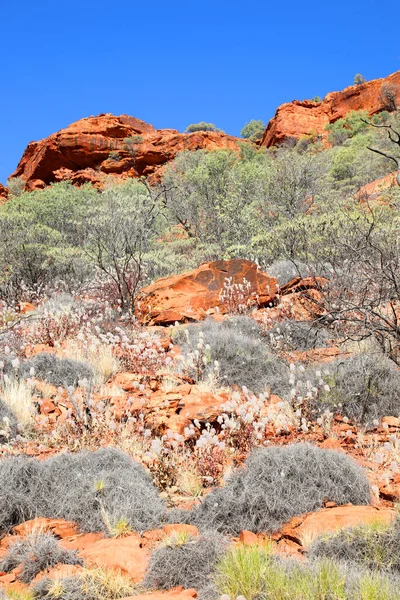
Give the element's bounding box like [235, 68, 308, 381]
[83, 179, 163, 312]
[240, 120, 266, 142]
[361, 118, 400, 186]
[354, 73, 366, 85]
[380, 84, 398, 112]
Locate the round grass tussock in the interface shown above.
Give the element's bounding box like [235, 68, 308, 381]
[0, 533, 82, 583]
[143, 531, 227, 592]
[191, 443, 371, 534]
[175, 316, 290, 395]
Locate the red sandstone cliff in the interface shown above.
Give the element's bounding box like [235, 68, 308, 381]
[9, 114, 242, 191]
[261, 70, 400, 147]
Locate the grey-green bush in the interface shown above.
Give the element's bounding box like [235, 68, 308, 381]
[310, 519, 400, 573]
[318, 352, 400, 425]
[0, 448, 164, 534]
[0, 533, 82, 583]
[176, 316, 290, 395]
[191, 443, 371, 534]
[22, 353, 94, 388]
[143, 532, 227, 592]
[267, 320, 331, 352]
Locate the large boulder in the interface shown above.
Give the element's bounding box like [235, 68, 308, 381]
[8, 114, 243, 191]
[136, 259, 279, 325]
[261, 70, 400, 147]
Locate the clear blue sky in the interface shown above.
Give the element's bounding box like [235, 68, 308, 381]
[0, 0, 398, 184]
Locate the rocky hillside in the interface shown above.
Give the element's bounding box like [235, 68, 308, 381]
[5, 70, 399, 197]
[9, 114, 242, 192]
[261, 70, 400, 147]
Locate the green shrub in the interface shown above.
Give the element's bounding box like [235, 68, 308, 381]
[185, 122, 223, 133]
[240, 120, 265, 141]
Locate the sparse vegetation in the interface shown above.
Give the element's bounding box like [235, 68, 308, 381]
[143, 531, 227, 591]
[310, 519, 400, 574]
[175, 316, 290, 395]
[0, 533, 82, 583]
[191, 443, 371, 534]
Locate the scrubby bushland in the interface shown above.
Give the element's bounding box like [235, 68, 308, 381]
[22, 353, 94, 387]
[175, 316, 290, 395]
[0, 533, 82, 583]
[190, 443, 371, 534]
[143, 532, 227, 592]
[215, 545, 400, 600]
[32, 568, 134, 600]
[317, 352, 400, 425]
[310, 520, 400, 574]
[267, 320, 331, 352]
[0, 448, 164, 534]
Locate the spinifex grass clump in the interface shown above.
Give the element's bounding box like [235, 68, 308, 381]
[175, 316, 290, 396]
[32, 568, 134, 600]
[191, 443, 371, 534]
[0, 397, 18, 441]
[317, 352, 400, 425]
[0, 533, 82, 583]
[214, 546, 400, 600]
[0, 448, 164, 534]
[310, 519, 400, 573]
[22, 353, 94, 388]
[267, 319, 331, 352]
[143, 531, 227, 592]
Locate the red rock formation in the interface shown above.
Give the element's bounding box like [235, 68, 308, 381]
[261, 70, 400, 147]
[9, 114, 242, 191]
[0, 183, 8, 201]
[136, 259, 279, 325]
[356, 171, 397, 202]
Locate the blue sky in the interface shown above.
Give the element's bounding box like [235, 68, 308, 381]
[0, 0, 398, 183]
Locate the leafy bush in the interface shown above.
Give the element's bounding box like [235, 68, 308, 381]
[240, 120, 265, 141]
[318, 353, 400, 425]
[191, 443, 371, 534]
[185, 122, 222, 133]
[22, 353, 94, 388]
[0, 448, 164, 534]
[143, 532, 227, 591]
[32, 568, 134, 600]
[175, 316, 290, 395]
[0, 533, 82, 583]
[310, 519, 400, 573]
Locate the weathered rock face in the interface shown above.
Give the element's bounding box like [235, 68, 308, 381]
[356, 171, 397, 201]
[9, 114, 242, 191]
[0, 183, 8, 201]
[261, 70, 400, 147]
[136, 259, 279, 325]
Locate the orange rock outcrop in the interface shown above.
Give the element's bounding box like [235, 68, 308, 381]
[261, 70, 400, 147]
[9, 114, 242, 191]
[136, 258, 279, 325]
